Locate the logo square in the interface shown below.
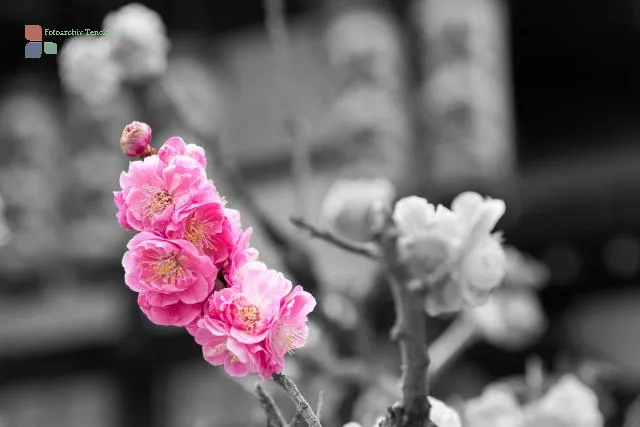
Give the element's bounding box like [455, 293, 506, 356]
[43, 42, 57, 55]
[25, 25, 42, 41]
[25, 42, 42, 59]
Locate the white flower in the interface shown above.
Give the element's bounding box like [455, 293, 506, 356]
[523, 375, 603, 427]
[321, 178, 396, 242]
[58, 36, 121, 105]
[429, 397, 462, 427]
[392, 192, 507, 315]
[466, 291, 546, 350]
[457, 235, 507, 302]
[464, 386, 525, 427]
[103, 3, 170, 80]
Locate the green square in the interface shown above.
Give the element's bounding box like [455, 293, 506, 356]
[43, 42, 57, 54]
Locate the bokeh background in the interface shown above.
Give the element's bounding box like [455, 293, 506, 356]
[1, 0, 640, 426]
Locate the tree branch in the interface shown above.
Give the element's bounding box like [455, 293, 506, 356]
[256, 384, 287, 427]
[272, 373, 322, 427]
[290, 216, 380, 259]
[377, 220, 434, 427]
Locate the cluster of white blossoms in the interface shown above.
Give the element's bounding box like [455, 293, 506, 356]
[392, 192, 507, 315]
[464, 375, 604, 427]
[59, 3, 170, 106]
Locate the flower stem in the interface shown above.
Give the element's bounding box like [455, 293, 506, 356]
[272, 373, 322, 427]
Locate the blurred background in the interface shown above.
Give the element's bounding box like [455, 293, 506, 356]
[2, 0, 640, 426]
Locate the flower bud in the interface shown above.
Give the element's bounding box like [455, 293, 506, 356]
[321, 178, 396, 242]
[120, 121, 153, 157]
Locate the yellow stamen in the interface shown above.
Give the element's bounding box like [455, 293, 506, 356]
[152, 253, 184, 286]
[144, 188, 173, 218]
[240, 305, 260, 332]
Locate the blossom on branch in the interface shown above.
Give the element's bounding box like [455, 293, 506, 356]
[392, 191, 507, 315]
[114, 123, 315, 380]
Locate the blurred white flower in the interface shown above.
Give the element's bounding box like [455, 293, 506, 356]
[343, 422, 363, 427]
[393, 192, 506, 315]
[430, 397, 462, 427]
[503, 245, 550, 289]
[466, 291, 547, 350]
[58, 36, 121, 106]
[321, 177, 396, 242]
[103, 2, 170, 81]
[522, 375, 604, 427]
[464, 385, 525, 427]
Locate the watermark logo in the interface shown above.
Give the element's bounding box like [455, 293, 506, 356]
[25, 25, 57, 59]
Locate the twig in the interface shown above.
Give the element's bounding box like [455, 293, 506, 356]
[377, 221, 433, 427]
[429, 315, 479, 383]
[264, 0, 313, 219]
[288, 410, 304, 427]
[290, 216, 380, 259]
[272, 373, 322, 427]
[316, 390, 325, 423]
[256, 384, 287, 427]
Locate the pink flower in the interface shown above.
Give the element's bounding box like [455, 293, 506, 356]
[166, 201, 237, 264]
[158, 136, 207, 169]
[213, 264, 292, 345]
[192, 299, 260, 377]
[120, 121, 153, 157]
[222, 208, 260, 281]
[114, 154, 210, 232]
[122, 231, 216, 325]
[137, 292, 202, 326]
[262, 284, 316, 377]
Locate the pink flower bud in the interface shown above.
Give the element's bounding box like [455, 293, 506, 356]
[120, 121, 153, 157]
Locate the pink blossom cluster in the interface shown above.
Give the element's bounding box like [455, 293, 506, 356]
[114, 131, 316, 379]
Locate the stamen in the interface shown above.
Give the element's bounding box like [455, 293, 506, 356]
[240, 305, 260, 332]
[143, 186, 173, 218]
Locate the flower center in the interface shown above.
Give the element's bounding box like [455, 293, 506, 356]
[153, 253, 184, 285]
[145, 189, 173, 217]
[184, 217, 216, 251]
[240, 304, 260, 332]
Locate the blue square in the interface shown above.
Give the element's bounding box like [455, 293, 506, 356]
[25, 42, 42, 59]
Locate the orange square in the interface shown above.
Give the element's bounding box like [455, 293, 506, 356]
[25, 25, 42, 41]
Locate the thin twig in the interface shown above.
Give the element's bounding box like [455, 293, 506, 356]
[290, 216, 380, 259]
[429, 315, 479, 383]
[264, 0, 313, 219]
[272, 373, 322, 427]
[288, 410, 304, 427]
[256, 384, 287, 427]
[316, 390, 325, 423]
